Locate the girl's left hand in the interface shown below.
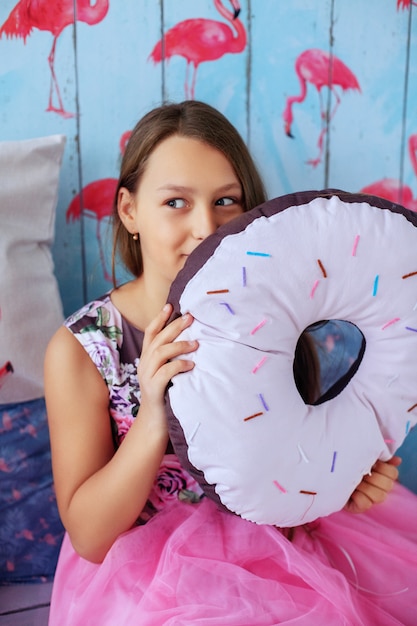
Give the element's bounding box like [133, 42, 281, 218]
[344, 456, 402, 514]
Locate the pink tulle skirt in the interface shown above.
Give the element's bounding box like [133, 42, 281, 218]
[49, 483, 417, 625]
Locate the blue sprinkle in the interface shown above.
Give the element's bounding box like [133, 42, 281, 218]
[246, 251, 271, 257]
[372, 275, 379, 297]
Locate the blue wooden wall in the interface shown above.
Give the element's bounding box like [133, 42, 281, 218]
[0, 0, 416, 317]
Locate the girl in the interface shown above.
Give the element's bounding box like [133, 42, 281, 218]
[45, 101, 417, 625]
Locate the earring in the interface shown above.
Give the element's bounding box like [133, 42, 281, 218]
[132, 233, 139, 241]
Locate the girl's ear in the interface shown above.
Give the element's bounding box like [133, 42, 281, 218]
[118, 187, 136, 234]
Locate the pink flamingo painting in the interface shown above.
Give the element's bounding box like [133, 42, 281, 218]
[397, 0, 417, 9]
[283, 49, 361, 167]
[0, 0, 109, 118]
[149, 0, 246, 100]
[66, 132, 131, 282]
[360, 134, 417, 212]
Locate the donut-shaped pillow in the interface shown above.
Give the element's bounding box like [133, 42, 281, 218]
[165, 189, 417, 527]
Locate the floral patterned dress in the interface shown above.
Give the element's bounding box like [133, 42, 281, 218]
[49, 293, 417, 626]
[62, 293, 202, 522]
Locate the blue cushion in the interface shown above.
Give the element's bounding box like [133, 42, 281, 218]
[0, 398, 64, 583]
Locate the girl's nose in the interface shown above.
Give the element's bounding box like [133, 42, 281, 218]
[192, 206, 217, 241]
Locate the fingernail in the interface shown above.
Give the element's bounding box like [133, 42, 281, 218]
[163, 304, 171, 312]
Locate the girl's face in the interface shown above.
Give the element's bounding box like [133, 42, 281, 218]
[119, 134, 244, 290]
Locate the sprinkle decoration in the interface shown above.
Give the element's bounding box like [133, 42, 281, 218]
[331, 451, 337, 473]
[405, 326, 417, 332]
[381, 317, 400, 331]
[252, 356, 267, 374]
[250, 318, 267, 335]
[310, 279, 319, 299]
[244, 411, 263, 422]
[384, 439, 395, 444]
[188, 422, 201, 443]
[246, 251, 271, 257]
[242, 266, 247, 287]
[387, 374, 399, 387]
[406, 420, 411, 435]
[300, 490, 317, 495]
[402, 271, 417, 279]
[407, 403, 417, 413]
[207, 289, 229, 294]
[317, 259, 327, 278]
[220, 302, 235, 315]
[372, 275, 379, 297]
[273, 480, 287, 493]
[297, 443, 310, 463]
[258, 393, 269, 411]
[300, 492, 316, 521]
[351, 234, 360, 256]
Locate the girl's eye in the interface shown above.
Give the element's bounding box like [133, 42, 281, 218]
[167, 198, 187, 209]
[215, 197, 236, 207]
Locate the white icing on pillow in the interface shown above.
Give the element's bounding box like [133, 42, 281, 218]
[166, 190, 417, 526]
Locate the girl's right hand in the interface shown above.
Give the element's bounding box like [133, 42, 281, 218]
[138, 303, 198, 409]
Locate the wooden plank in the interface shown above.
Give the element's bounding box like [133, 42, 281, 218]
[328, 0, 410, 194]
[249, 0, 333, 197]
[160, 0, 249, 139]
[0, 1, 83, 316]
[0, 605, 50, 626]
[402, 5, 417, 210]
[73, 0, 164, 302]
[0, 582, 52, 615]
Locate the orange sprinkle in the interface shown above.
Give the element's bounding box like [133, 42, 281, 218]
[206, 289, 229, 294]
[317, 259, 327, 278]
[243, 412, 263, 422]
[402, 271, 417, 279]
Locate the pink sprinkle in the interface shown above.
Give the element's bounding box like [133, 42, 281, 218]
[273, 480, 287, 493]
[384, 439, 395, 444]
[250, 319, 267, 335]
[381, 317, 400, 331]
[252, 356, 267, 374]
[310, 279, 319, 299]
[352, 234, 360, 256]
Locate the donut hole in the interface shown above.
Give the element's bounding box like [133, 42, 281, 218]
[293, 320, 366, 405]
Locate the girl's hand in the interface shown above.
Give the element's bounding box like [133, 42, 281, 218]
[344, 456, 401, 514]
[138, 304, 198, 409]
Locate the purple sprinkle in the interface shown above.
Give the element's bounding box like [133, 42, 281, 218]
[220, 302, 235, 315]
[258, 393, 269, 411]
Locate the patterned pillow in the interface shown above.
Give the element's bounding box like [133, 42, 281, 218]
[0, 398, 64, 583]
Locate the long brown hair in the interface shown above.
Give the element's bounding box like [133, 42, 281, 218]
[111, 100, 266, 283]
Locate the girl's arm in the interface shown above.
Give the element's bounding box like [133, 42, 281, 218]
[344, 456, 401, 514]
[45, 305, 197, 564]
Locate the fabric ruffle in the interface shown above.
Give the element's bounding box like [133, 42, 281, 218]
[49, 482, 417, 625]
